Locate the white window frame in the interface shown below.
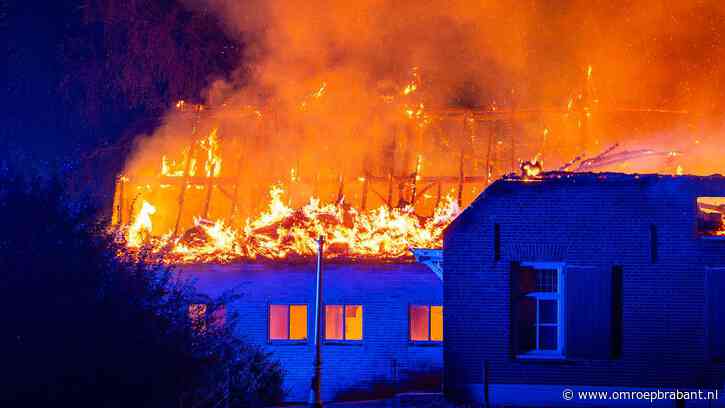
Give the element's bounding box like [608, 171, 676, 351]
[518, 262, 566, 359]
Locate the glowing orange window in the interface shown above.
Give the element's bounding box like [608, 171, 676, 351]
[325, 305, 363, 341]
[269, 304, 307, 341]
[410, 305, 443, 342]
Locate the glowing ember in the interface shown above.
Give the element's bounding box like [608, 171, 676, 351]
[521, 154, 544, 179]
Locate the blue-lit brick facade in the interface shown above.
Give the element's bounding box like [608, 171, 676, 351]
[443, 173, 725, 407]
[181, 262, 442, 402]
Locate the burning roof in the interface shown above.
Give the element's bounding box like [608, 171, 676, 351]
[116, 183, 460, 264]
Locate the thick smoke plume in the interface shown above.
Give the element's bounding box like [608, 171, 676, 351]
[121, 0, 725, 233]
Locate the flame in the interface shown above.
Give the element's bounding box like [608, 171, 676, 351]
[312, 82, 327, 99]
[200, 128, 222, 178]
[521, 154, 544, 179]
[161, 129, 220, 178]
[115, 58, 708, 265]
[120, 185, 459, 263]
[127, 201, 156, 248]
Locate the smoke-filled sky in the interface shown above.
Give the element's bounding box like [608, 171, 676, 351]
[122, 0, 725, 228]
[190, 0, 725, 110]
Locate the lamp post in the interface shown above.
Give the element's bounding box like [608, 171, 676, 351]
[308, 235, 325, 407]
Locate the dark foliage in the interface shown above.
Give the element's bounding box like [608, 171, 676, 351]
[0, 168, 283, 407]
[6, 0, 241, 210]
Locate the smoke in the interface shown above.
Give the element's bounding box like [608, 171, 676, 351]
[121, 0, 725, 233]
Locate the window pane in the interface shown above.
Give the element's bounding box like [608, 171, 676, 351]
[536, 269, 557, 292]
[325, 305, 343, 340]
[539, 325, 558, 350]
[290, 305, 308, 340]
[410, 305, 430, 341]
[269, 305, 289, 340]
[344, 305, 363, 340]
[430, 306, 443, 341]
[517, 297, 536, 352]
[539, 300, 557, 324]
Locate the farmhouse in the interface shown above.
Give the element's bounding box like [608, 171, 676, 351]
[443, 172, 725, 407]
[181, 262, 442, 402]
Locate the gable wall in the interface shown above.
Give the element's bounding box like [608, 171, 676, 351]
[443, 176, 725, 402]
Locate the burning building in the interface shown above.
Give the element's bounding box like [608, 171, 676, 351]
[443, 172, 725, 406]
[102, 1, 725, 404]
[182, 261, 442, 402]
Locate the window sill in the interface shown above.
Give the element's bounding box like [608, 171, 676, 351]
[516, 352, 565, 361]
[409, 340, 443, 347]
[323, 340, 364, 346]
[269, 339, 308, 345]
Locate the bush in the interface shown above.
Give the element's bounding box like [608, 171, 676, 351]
[0, 170, 283, 407]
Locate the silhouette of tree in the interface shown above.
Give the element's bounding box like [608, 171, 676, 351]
[0, 166, 283, 407]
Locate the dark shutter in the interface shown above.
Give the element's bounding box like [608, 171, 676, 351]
[510, 262, 536, 356]
[565, 265, 613, 359]
[494, 224, 501, 261]
[510, 261, 520, 357]
[611, 266, 624, 358]
[707, 268, 725, 361]
[650, 225, 658, 263]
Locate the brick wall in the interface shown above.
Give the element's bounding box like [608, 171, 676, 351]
[443, 174, 725, 402]
[181, 262, 442, 402]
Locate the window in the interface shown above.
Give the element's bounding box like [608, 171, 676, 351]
[514, 263, 564, 357]
[697, 197, 725, 237]
[269, 304, 307, 341]
[325, 305, 363, 341]
[409, 305, 443, 342]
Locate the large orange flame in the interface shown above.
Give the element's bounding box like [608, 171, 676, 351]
[119, 184, 459, 263]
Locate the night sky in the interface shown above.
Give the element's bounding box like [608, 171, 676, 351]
[4, 0, 240, 199]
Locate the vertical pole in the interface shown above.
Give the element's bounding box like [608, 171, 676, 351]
[485, 122, 493, 184]
[510, 89, 517, 174]
[174, 142, 195, 235]
[410, 154, 421, 207]
[308, 236, 325, 408]
[361, 174, 369, 211]
[387, 134, 397, 209]
[457, 148, 465, 207]
[336, 174, 344, 205]
[174, 107, 200, 235]
[457, 115, 468, 207]
[202, 176, 214, 219]
[483, 359, 490, 408]
[230, 145, 245, 226]
[435, 180, 442, 209]
[387, 173, 394, 209]
[117, 176, 126, 226]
